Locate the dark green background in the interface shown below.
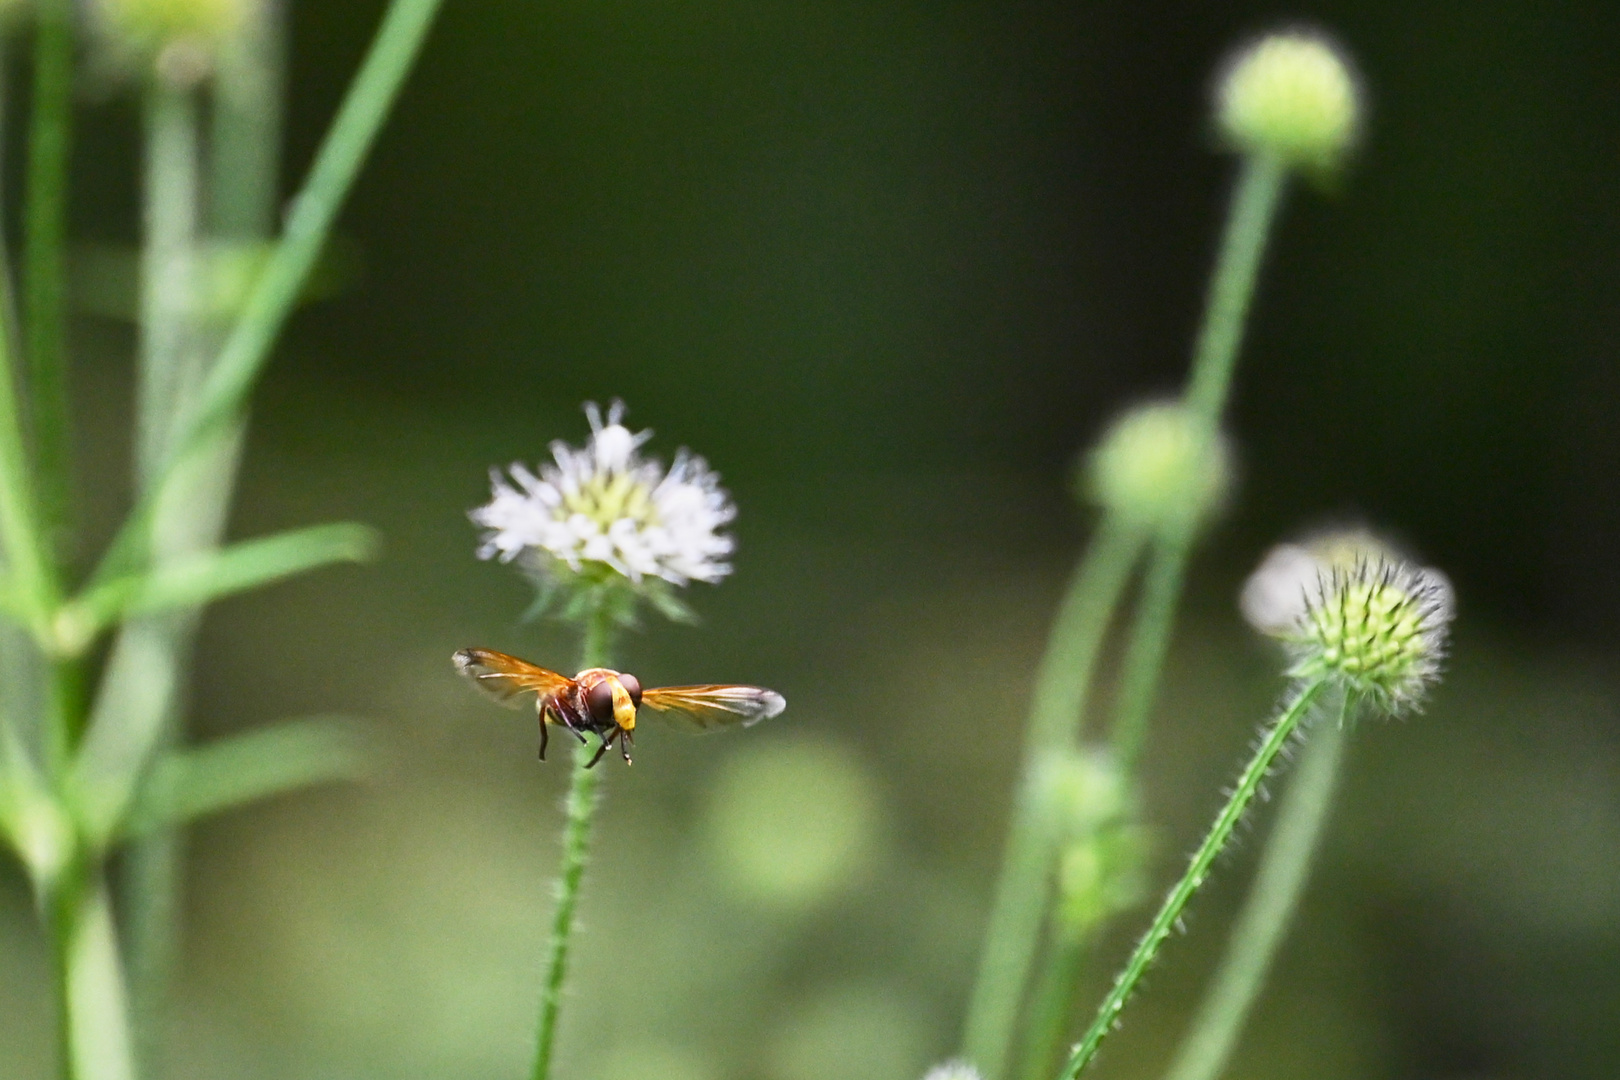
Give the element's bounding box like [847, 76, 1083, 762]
[2, 2, 1618, 1079]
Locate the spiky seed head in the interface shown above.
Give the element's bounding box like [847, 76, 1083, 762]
[1215, 30, 1361, 172]
[1287, 555, 1453, 715]
[1084, 401, 1231, 535]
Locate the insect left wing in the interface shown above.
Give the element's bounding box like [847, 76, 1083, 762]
[454, 648, 572, 709]
[640, 685, 786, 732]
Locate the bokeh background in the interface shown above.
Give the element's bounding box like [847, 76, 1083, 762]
[4, 1, 1620, 1078]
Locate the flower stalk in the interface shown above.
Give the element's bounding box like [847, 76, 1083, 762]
[23, 0, 76, 562]
[1057, 679, 1328, 1080]
[530, 600, 617, 1080]
[1160, 711, 1348, 1080]
[1014, 33, 1358, 1068]
[960, 517, 1146, 1080]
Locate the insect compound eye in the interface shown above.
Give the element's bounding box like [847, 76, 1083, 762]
[618, 673, 642, 707]
[584, 680, 617, 725]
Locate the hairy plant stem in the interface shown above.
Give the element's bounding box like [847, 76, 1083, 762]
[1057, 678, 1326, 1080]
[531, 604, 618, 1080]
[85, 0, 446, 594]
[23, 0, 75, 564]
[960, 518, 1147, 1080]
[1014, 153, 1290, 1078]
[1160, 698, 1349, 1080]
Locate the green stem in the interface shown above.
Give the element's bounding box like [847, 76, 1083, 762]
[210, 0, 286, 240]
[135, 80, 203, 485]
[960, 518, 1146, 1080]
[22, 0, 75, 563]
[121, 71, 218, 1078]
[1016, 928, 1090, 1080]
[53, 869, 137, 1080]
[1182, 153, 1287, 425]
[1160, 698, 1349, 1080]
[1105, 526, 1192, 771]
[1057, 679, 1326, 1080]
[123, 8, 288, 1061]
[530, 602, 618, 1080]
[0, 235, 54, 638]
[1012, 155, 1292, 1077]
[84, 0, 446, 594]
[1109, 152, 1289, 772]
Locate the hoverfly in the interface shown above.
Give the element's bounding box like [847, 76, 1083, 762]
[453, 648, 786, 767]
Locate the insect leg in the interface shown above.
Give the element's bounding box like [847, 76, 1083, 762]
[585, 735, 611, 769]
[621, 728, 633, 764]
[537, 711, 550, 761]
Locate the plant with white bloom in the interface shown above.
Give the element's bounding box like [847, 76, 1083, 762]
[472, 400, 735, 620]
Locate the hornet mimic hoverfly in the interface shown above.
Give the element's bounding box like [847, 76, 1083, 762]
[453, 648, 786, 767]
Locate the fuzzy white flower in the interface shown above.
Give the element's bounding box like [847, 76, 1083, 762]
[472, 401, 735, 588]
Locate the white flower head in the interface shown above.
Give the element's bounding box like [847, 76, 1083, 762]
[472, 401, 736, 594]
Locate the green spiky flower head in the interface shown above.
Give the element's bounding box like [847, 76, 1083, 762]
[1287, 556, 1453, 715]
[1216, 30, 1361, 173]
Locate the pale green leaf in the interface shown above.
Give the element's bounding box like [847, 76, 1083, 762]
[61, 522, 378, 650]
[122, 717, 371, 839]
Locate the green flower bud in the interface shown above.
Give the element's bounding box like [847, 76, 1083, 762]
[1216, 31, 1361, 172]
[95, 0, 249, 72]
[1084, 401, 1231, 535]
[1287, 555, 1454, 715]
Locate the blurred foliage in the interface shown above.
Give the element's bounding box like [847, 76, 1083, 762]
[2, 2, 1618, 1079]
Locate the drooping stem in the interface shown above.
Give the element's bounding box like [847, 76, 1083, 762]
[960, 518, 1147, 1080]
[1057, 678, 1325, 1080]
[530, 601, 618, 1080]
[22, 0, 75, 562]
[1160, 697, 1349, 1080]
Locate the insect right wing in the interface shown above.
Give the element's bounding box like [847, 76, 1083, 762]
[639, 684, 786, 732]
[453, 648, 572, 709]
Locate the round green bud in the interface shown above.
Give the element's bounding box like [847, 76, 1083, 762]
[1084, 401, 1232, 535]
[95, 0, 247, 69]
[1287, 555, 1454, 714]
[1216, 31, 1361, 171]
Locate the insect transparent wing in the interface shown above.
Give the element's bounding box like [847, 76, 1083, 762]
[639, 685, 786, 733]
[453, 648, 571, 709]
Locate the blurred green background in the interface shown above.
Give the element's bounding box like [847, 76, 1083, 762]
[4, 1, 1620, 1077]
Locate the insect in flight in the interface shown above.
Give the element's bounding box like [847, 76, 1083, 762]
[453, 648, 786, 767]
